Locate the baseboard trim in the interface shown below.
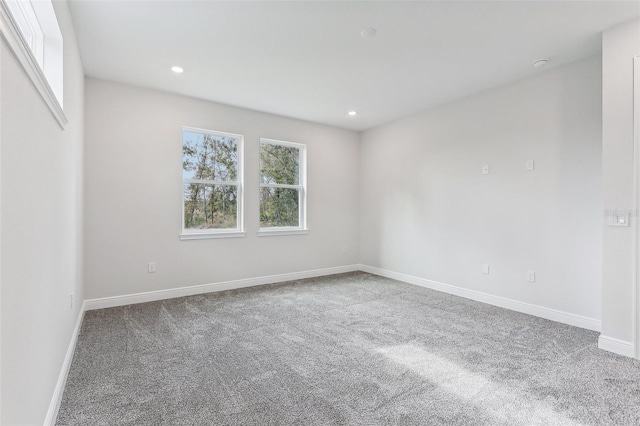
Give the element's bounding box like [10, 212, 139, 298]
[44, 302, 86, 426]
[84, 265, 360, 311]
[598, 335, 636, 358]
[359, 264, 602, 332]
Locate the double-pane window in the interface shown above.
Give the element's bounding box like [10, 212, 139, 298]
[259, 139, 307, 232]
[181, 128, 244, 238]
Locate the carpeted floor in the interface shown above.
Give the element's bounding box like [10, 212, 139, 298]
[57, 272, 640, 425]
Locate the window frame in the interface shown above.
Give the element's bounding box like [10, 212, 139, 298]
[6, 0, 44, 66]
[180, 126, 245, 240]
[0, 0, 66, 127]
[258, 138, 308, 236]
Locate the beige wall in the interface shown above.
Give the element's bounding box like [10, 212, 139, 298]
[601, 19, 640, 350]
[83, 78, 360, 300]
[0, 1, 84, 424]
[359, 56, 603, 323]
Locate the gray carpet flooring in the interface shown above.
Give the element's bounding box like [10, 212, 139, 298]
[57, 272, 640, 425]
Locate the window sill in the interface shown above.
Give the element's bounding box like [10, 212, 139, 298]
[258, 228, 308, 237]
[180, 231, 246, 240]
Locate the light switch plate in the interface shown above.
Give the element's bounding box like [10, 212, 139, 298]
[482, 165, 490, 175]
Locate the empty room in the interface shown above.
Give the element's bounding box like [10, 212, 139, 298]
[1, 0, 640, 424]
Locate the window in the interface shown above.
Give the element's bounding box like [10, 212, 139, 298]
[6, 0, 43, 66]
[1, 0, 65, 126]
[181, 127, 244, 240]
[259, 138, 307, 235]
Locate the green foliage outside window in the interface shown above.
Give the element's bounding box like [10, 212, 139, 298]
[260, 143, 301, 227]
[183, 131, 239, 229]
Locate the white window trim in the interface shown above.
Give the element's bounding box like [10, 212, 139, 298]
[179, 230, 246, 241]
[180, 126, 245, 240]
[7, 0, 43, 66]
[258, 228, 308, 237]
[259, 138, 307, 236]
[0, 0, 67, 128]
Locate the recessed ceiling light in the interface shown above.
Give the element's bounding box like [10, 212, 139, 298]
[360, 28, 377, 39]
[348, 111, 357, 116]
[533, 59, 548, 68]
[171, 66, 184, 73]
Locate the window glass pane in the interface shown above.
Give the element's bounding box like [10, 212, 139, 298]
[184, 184, 238, 230]
[260, 187, 299, 227]
[260, 143, 299, 185]
[6, 0, 44, 66]
[183, 131, 238, 181]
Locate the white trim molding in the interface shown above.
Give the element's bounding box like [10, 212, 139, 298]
[258, 228, 308, 237]
[47, 264, 621, 422]
[47, 266, 359, 423]
[84, 265, 359, 311]
[44, 303, 86, 426]
[634, 55, 640, 360]
[598, 335, 635, 358]
[0, 0, 67, 128]
[179, 231, 245, 240]
[359, 264, 602, 332]
[0, 35, 3, 424]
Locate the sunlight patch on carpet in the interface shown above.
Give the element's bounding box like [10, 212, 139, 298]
[376, 344, 584, 426]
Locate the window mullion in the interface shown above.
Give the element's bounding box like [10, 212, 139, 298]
[260, 183, 301, 190]
[184, 179, 239, 186]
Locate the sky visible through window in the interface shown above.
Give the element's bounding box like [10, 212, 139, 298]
[182, 129, 240, 230]
[182, 130, 238, 181]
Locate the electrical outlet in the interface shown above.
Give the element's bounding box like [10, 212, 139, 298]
[526, 160, 535, 171]
[148, 262, 156, 273]
[527, 271, 535, 282]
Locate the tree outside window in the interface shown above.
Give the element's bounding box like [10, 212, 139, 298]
[182, 128, 243, 235]
[260, 139, 307, 231]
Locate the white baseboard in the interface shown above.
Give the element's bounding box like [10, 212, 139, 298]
[598, 335, 636, 358]
[84, 265, 360, 311]
[359, 264, 602, 332]
[46, 265, 358, 424]
[49, 263, 621, 424]
[44, 303, 86, 426]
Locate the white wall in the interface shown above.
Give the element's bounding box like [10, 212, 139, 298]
[601, 19, 640, 350]
[84, 79, 359, 300]
[0, 1, 84, 424]
[359, 56, 602, 322]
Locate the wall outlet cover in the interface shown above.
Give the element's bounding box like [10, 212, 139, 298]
[526, 160, 535, 171]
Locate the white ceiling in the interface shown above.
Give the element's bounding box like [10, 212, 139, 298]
[68, 1, 639, 131]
